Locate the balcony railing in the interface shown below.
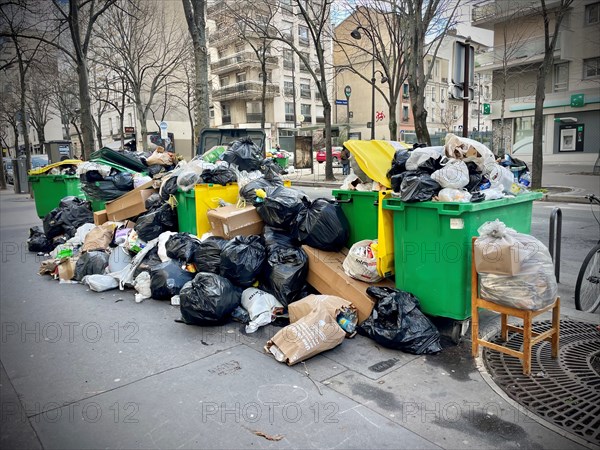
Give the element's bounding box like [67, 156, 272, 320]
[316, 116, 325, 123]
[283, 61, 295, 70]
[285, 114, 295, 122]
[472, 0, 562, 25]
[222, 115, 232, 124]
[476, 32, 562, 68]
[213, 80, 280, 101]
[300, 115, 312, 123]
[246, 113, 263, 123]
[210, 51, 278, 75]
[300, 89, 311, 99]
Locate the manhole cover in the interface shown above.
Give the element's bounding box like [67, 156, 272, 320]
[483, 320, 600, 445]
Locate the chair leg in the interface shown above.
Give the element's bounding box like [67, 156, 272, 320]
[501, 313, 508, 341]
[471, 303, 479, 358]
[551, 298, 560, 358]
[522, 313, 532, 376]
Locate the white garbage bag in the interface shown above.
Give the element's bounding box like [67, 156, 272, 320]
[82, 274, 119, 292]
[342, 239, 382, 283]
[431, 159, 469, 189]
[241, 288, 284, 333]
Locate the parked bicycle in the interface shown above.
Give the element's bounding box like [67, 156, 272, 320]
[575, 193, 600, 313]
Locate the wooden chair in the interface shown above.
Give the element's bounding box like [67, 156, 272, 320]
[470, 237, 560, 375]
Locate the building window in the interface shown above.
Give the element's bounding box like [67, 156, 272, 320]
[402, 106, 409, 121]
[300, 79, 311, 98]
[300, 104, 311, 122]
[109, 118, 113, 134]
[434, 60, 440, 77]
[281, 0, 293, 16]
[284, 79, 294, 96]
[298, 25, 309, 46]
[127, 113, 133, 127]
[222, 103, 231, 124]
[219, 75, 229, 87]
[285, 102, 295, 122]
[431, 87, 436, 102]
[513, 116, 535, 144]
[316, 104, 324, 123]
[452, 105, 458, 119]
[553, 62, 569, 92]
[440, 88, 445, 102]
[281, 20, 293, 39]
[236, 72, 246, 83]
[209, 107, 215, 119]
[246, 102, 262, 123]
[585, 2, 599, 25]
[283, 49, 294, 70]
[583, 57, 600, 79]
[402, 83, 409, 99]
[299, 51, 310, 72]
[235, 43, 245, 53]
[259, 71, 272, 82]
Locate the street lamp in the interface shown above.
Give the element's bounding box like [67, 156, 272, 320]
[351, 26, 387, 140]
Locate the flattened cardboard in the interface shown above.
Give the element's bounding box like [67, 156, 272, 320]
[288, 294, 353, 323]
[303, 245, 395, 324]
[207, 205, 264, 239]
[57, 257, 76, 281]
[94, 210, 108, 226]
[105, 180, 157, 222]
[265, 303, 346, 366]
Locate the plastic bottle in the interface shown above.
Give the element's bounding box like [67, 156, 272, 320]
[337, 309, 357, 333]
[519, 172, 531, 187]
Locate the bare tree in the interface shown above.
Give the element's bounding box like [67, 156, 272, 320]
[171, 49, 197, 154]
[94, 0, 187, 151]
[404, 0, 459, 145]
[531, 0, 573, 189]
[0, 79, 21, 158]
[181, 0, 210, 146]
[26, 65, 55, 149]
[49, 65, 81, 145]
[334, 2, 409, 141]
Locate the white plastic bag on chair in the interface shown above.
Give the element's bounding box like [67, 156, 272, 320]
[342, 239, 382, 283]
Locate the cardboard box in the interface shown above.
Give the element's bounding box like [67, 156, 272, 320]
[94, 210, 108, 226]
[303, 245, 396, 324]
[105, 181, 157, 222]
[207, 205, 264, 239]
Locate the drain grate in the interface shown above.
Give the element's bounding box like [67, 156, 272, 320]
[483, 320, 600, 445]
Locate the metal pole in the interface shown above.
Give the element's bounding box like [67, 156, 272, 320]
[371, 44, 375, 140]
[477, 74, 481, 137]
[549, 207, 562, 283]
[462, 39, 470, 138]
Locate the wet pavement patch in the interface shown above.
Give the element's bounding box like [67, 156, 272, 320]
[425, 340, 477, 382]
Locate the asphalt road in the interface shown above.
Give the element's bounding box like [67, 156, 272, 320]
[301, 186, 600, 311]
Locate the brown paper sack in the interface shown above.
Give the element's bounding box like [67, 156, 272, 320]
[265, 303, 346, 365]
[82, 223, 116, 252]
[57, 258, 77, 281]
[39, 259, 58, 275]
[288, 294, 353, 323]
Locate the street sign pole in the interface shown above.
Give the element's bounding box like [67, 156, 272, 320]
[345, 85, 352, 133]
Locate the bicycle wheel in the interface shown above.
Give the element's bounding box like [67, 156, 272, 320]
[575, 243, 600, 313]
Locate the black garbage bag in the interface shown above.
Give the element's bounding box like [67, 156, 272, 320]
[358, 286, 442, 355]
[220, 235, 266, 287]
[391, 170, 414, 193]
[200, 166, 237, 185]
[180, 272, 243, 325]
[112, 172, 134, 191]
[464, 162, 483, 192]
[74, 251, 109, 282]
[261, 158, 284, 181]
[59, 199, 93, 237]
[387, 149, 410, 179]
[84, 170, 104, 182]
[133, 247, 163, 278]
[52, 235, 67, 247]
[145, 193, 164, 211]
[294, 198, 349, 252]
[80, 175, 130, 202]
[239, 177, 282, 203]
[134, 203, 178, 242]
[255, 186, 308, 229]
[263, 226, 297, 248]
[192, 236, 227, 273]
[221, 138, 263, 171]
[399, 173, 440, 202]
[231, 305, 250, 324]
[149, 260, 195, 300]
[165, 233, 201, 263]
[416, 155, 445, 174]
[262, 246, 308, 306]
[147, 164, 165, 177]
[160, 176, 179, 201]
[59, 196, 86, 209]
[27, 226, 54, 253]
[43, 209, 64, 240]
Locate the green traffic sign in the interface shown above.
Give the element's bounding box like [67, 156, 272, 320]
[344, 85, 352, 98]
[570, 93, 584, 107]
[482, 103, 491, 115]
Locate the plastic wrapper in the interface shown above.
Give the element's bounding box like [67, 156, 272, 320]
[192, 236, 227, 273]
[201, 166, 237, 185]
[241, 287, 284, 333]
[134, 203, 177, 242]
[343, 239, 382, 283]
[239, 176, 282, 202]
[488, 164, 515, 194]
[176, 170, 201, 192]
[133, 271, 152, 303]
[79, 176, 132, 202]
[221, 138, 263, 171]
[261, 234, 308, 306]
[482, 187, 504, 200]
[112, 172, 134, 190]
[74, 251, 109, 282]
[293, 198, 349, 252]
[82, 274, 119, 292]
[437, 188, 472, 203]
[76, 162, 112, 177]
[358, 287, 442, 354]
[255, 186, 309, 228]
[220, 235, 266, 287]
[44, 198, 94, 239]
[159, 176, 179, 201]
[147, 147, 173, 166]
[107, 246, 132, 272]
[405, 146, 444, 171]
[179, 272, 243, 325]
[165, 233, 201, 263]
[149, 260, 195, 300]
[399, 173, 440, 202]
[431, 159, 469, 189]
[444, 133, 496, 173]
[386, 149, 410, 179]
[132, 246, 162, 278]
[147, 164, 165, 177]
[231, 305, 250, 324]
[28, 226, 55, 253]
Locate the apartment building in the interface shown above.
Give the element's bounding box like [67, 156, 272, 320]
[207, 0, 333, 150]
[472, 0, 600, 158]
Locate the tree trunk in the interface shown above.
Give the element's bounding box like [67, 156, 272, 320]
[0, 154, 6, 190]
[531, 63, 546, 190]
[76, 60, 95, 159]
[139, 108, 148, 151]
[37, 128, 46, 151]
[95, 112, 103, 149]
[19, 68, 31, 171]
[72, 119, 84, 153]
[260, 58, 267, 132]
[499, 72, 507, 158]
[388, 98, 398, 141]
[410, 87, 431, 145]
[12, 125, 19, 158]
[324, 101, 334, 181]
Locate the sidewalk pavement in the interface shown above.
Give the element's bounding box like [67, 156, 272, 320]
[286, 161, 599, 204]
[1, 188, 598, 449]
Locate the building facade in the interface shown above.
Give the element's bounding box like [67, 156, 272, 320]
[472, 0, 600, 159]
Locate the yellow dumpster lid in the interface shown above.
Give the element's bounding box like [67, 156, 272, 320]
[28, 159, 83, 175]
[343, 140, 399, 188]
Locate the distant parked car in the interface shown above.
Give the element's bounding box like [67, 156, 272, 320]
[3, 158, 13, 184]
[316, 146, 343, 164]
[31, 154, 49, 169]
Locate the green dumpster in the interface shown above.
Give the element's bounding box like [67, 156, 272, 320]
[175, 189, 197, 234]
[382, 192, 542, 321]
[28, 174, 85, 218]
[275, 157, 288, 169]
[332, 190, 379, 248]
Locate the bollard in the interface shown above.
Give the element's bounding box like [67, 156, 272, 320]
[548, 207, 562, 283]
